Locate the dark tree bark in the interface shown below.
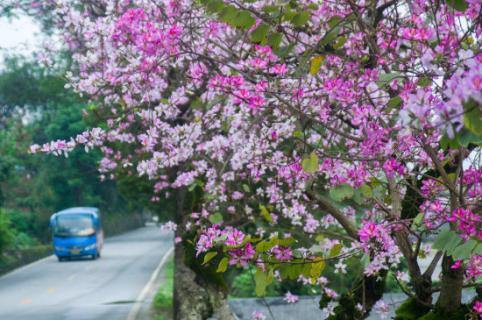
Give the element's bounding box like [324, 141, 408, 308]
[436, 254, 464, 313]
[331, 273, 388, 319]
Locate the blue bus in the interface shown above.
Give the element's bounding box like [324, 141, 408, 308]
[50, 207, 104, 261]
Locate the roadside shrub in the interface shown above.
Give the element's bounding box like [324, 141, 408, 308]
[0, 209, 13, 254]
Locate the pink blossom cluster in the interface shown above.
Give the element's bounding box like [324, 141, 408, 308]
[26, 0, 482, 300]
[358, 222, 401, 275]
[446, 208, 481, 240]
[228, 243, 255, 267]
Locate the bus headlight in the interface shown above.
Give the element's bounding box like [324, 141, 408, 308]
[85, 243, 96, 251]
[55, 246, 66, 251]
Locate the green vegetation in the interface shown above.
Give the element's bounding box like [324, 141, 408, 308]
[0, 55, 173, 274]
[152, 256, 174, 320]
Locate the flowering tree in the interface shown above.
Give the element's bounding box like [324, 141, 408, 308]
[23, 0, 481, 319]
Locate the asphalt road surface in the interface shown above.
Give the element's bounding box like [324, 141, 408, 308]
[0, 225, 173, 320]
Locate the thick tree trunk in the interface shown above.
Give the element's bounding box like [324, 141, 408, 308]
[173, 242, 233, 320]
[172, 188, 234, 320]
[436, 254, 464, 313]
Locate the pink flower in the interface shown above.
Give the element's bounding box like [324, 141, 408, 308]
[271, 245, 292, 261]
[466, 255, 481, 280]
[451, 260, 462, 269]
[382, 158, 405, 179]
[248, 95, 266, 110]
[272, 64, 287, 75]
[251, 311, 266, 320]
[473, 301, 482, 316]
[228, 243, 255, 267]
[249, 57, 268, 70]
[359, 223, 378, 243]
[29, 144, 41, 154]
[226, 229, 245, 246]
[283, 291, 299, 304]
[373, 300, 390, 319]
[447, 208, 481, 239]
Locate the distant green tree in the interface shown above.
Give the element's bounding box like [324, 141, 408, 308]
[0, 56, 172, 243]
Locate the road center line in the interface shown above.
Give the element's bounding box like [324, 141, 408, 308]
[126, 246, 174, 320]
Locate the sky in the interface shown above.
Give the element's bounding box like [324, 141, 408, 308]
[0, 14, 42, 63]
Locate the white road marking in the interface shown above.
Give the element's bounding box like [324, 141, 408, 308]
[126, 246, 174, 320]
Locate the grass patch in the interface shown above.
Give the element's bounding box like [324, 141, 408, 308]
[152, 255, 174, 320]
[0, 245, 52, 276]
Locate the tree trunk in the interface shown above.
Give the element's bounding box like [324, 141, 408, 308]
[173, 242, 234, 320]
[172, 188, 234, 320]
[395, 231, 433, 307]
[436, 254, 464, 313]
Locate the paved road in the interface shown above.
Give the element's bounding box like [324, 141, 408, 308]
[0, 226, 173, 320]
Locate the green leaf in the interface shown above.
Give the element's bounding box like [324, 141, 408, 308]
[256, 237, 278, 252]
[219, 5, 238, 23]
[459, 129, 482, 147]
[320, 26, 340, 46]
[376, 72, 402, 87]
[444, 235, 462, 256]
[273, 44, 295, 58]
[463, 99, 482, 135]
[474, 244, 482, 255]
[259, 204, 273, 222]
[251, 23, 269, 43]
[205, 0, 224, 13]
[291, 11, 310, 27]
[203, 251, 218, 265]
[452, 240, 478, 260]
[387, 96, 403, 110]
[209, 212, 223, 224]
[327, 16, 342, 28]
[417, 76, 432, 87]
[412, 213, 424, 227]
[310, 56, 325, 75]
[310, 259, 325, 280]
[255, 269, 273, 296]
[301, 152, 319, 174]
[267, 32, 283, 49]
[432, 229, 460, 251]
[329, 244, 343, 257]
[288, 263, 302, 280]
[232, 10, 255, 29]
[333, 36, 347, 49]
[216, 257, 228, 272]
[357, 184, 373, 198]
[263, 5, 279, 14]
[242, 184, 250, 193]
[329, 183, 354, 202]
[446, 0, 468, 12]
[293, 130, 303, 138]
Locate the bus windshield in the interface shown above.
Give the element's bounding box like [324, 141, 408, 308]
[54, 214, 95, 237]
